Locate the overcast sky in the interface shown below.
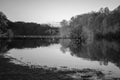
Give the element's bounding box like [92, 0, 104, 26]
[0, 0, 120, 23]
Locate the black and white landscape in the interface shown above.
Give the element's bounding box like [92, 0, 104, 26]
[0, 0, 120, 80]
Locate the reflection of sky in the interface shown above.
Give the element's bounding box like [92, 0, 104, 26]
[7, 44, 120, 78]
[0, 0, 120, 23]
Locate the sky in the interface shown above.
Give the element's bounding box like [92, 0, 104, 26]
[0, 0, 120, 24]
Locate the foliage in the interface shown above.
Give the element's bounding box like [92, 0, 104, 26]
[59, 20, 71, 38]
[8, 21, 59, 36]
[0, 11, 8, 34]
[60, 5, 120, 41]
[60, 38, 120, 68]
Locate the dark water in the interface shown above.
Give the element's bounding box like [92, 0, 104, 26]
[0, 38, 120, 78]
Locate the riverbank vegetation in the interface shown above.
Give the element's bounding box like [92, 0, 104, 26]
[60, 5, 120, 42]
[8, 21, 59, 36]
[0, 11, 59, 38]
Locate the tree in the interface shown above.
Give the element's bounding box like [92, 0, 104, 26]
[0, 11, 8, 34]
[99, 8, 104, 13]
[104, 7, 110, 15]
[60, 20, 71, 38]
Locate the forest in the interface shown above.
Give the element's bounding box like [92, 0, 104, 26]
[8, 21, 59, 36]
[1, 5, 120, 39]
[60, 5, 120, 42]
[0, 11, 59, 37]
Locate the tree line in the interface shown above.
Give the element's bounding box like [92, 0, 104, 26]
[0, 11, 59, 37]
[60, 5, 120, 41]
[8, 21, 59, 36]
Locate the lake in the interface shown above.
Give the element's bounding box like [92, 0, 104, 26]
[0, 38, 120, 78]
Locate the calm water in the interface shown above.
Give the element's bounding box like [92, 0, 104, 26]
[0, 38, 120, 78]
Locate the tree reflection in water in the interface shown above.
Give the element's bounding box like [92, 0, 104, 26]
[0, 38, 59, 53]
[60, 38, 120, 68]
[1, 38, 120, 69]
[0, 38, 59, 68]
[0, 38, 120, 79]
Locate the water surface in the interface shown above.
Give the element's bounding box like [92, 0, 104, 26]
[0, 38, 120, 78]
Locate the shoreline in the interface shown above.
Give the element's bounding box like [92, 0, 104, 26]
[1, 54, 120, 80]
